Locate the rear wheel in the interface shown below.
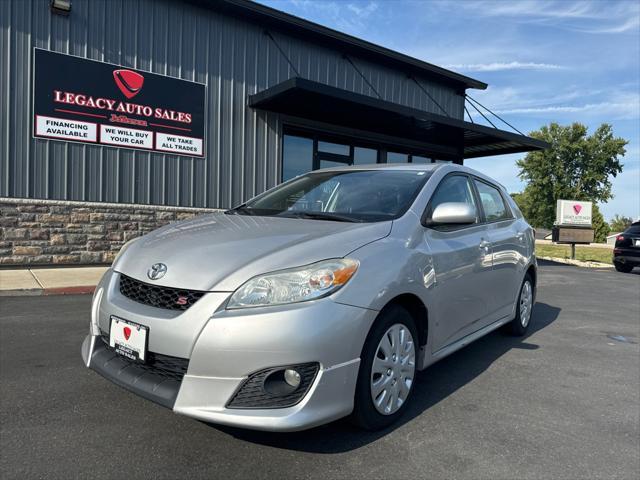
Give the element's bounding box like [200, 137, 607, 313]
[351, 305, 418, 430]
[614, 262, 633, 273]
[506, 274, 534, 336]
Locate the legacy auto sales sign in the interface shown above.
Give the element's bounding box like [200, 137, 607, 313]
[555, 199, 593, 226]
[33, 49, 205, 157]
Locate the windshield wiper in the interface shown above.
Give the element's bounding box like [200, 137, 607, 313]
[224, 204, 255, 216]
[279, 211, 362, 223]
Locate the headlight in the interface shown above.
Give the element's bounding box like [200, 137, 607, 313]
[227, 258, 359, 309]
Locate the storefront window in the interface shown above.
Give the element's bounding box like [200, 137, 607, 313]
[318, 141, 349, 156]
[283, 135, 313, 181]
[411, 155, 431, 164]
[354, 147, 377, 165]
[387, 152, 408, 163]
[320, 159, 347, 169]
[283, 129, 443, 181]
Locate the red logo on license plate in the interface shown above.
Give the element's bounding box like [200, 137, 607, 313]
[123, 326, 131, 340]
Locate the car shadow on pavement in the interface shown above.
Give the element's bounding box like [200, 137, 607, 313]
[211, 302, 561, 452]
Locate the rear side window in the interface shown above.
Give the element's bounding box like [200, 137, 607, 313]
[474, 180, 511, 222]
[625, 223, 640, 234]
[427, 175, 478, 223]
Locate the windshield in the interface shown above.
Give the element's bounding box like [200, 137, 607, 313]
[228, 169, 432, 222]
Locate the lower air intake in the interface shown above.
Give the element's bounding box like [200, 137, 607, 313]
[227, 363, 319, 409]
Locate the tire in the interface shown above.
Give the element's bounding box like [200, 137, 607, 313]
[351, 304, 418, 430]
[506, 274, 535, 336]
[614, 262, 633, 273]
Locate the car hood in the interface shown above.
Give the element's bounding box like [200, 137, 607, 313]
[113, 213, 391, 291]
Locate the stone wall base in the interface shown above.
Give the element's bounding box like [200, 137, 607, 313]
[0, 198, 218, 266]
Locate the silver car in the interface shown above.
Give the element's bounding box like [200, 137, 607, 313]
[81, 163, 536, 431]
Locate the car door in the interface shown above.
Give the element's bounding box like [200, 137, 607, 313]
[422, 174, 494, 352]
[472, 178, 523, 321]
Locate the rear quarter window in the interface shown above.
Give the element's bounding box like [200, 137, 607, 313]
[625, 224, 640, 234]
[473, 179, 512, 222]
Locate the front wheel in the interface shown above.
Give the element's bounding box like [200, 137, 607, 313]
[506, 274, 534, 336]
[351, 305, 418, 430]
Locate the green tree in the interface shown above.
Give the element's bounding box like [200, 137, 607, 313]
[609, 214, 634, 233]
[516, 122, 627, 229]
[592, 205, 610, 243]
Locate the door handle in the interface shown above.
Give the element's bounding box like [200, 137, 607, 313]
[479, 240, 491, 255]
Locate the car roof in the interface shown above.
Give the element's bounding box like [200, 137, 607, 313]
[312, 163, 444, 173]
[310, 163, 507, 190]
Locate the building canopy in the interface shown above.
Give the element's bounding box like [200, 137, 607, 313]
[249, 78, 549, 160]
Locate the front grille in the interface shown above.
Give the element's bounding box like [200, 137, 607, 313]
[119, 274, 206, 311]
[99, 333, 189, 381]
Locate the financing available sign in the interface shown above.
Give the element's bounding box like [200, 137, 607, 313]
[555, 199, 593, 226]
[33, 49, 205, 157]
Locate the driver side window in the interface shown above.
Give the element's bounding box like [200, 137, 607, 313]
[426, 175, 478, 225]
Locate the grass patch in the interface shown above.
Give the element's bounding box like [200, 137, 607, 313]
[536, 244, 613, 264]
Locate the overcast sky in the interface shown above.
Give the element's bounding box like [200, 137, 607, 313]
[257, 0, 640, 221]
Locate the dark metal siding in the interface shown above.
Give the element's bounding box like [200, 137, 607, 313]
[0, 0, 464, 209]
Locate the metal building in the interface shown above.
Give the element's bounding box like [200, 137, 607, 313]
[1, 0, 546, 210]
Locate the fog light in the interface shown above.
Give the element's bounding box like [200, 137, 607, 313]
[227, 362, 319, 409]
[284, 368, 301, 388]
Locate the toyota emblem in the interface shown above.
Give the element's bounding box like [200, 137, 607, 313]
[147, 263, 167, 280]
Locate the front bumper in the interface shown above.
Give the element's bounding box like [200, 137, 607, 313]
[82, 269, 377, 431]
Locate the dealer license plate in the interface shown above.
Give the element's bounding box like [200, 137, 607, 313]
[109, 316, 148, 362]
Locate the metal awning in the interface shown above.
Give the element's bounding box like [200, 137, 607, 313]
[249, 78, 549, 159]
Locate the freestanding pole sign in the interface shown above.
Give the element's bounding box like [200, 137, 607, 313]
[552, 199, 595, 259]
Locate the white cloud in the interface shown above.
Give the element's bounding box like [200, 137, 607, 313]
[346, 2, 378, 18]
[444, 61, 565, 72]
[489, 93, 640, 121]
[445, 0, 640, 34]
[286, 0, 380, 32]
[582, 16, 640, 34]
[466, 87, 639, 122]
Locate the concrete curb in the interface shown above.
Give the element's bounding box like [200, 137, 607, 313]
[0, 288, 43, 297]
[0, 285, 96, 297]
[44, 286, 96, 295]
[0, 267, 105, 297]
[538, 256, 614, 269]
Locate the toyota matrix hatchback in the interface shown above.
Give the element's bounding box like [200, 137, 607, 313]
[81, 163, 537, 431]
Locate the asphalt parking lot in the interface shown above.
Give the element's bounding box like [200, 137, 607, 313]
[1, 262, 638, 480]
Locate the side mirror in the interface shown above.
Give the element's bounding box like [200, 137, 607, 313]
[427, 202, 476, 226]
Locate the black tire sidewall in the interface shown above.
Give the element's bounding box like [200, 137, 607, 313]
[614, 262, 633, 273]
[351, 304, 419, 430]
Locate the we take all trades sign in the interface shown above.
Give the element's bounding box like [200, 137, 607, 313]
[33, 49, 205, 157]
